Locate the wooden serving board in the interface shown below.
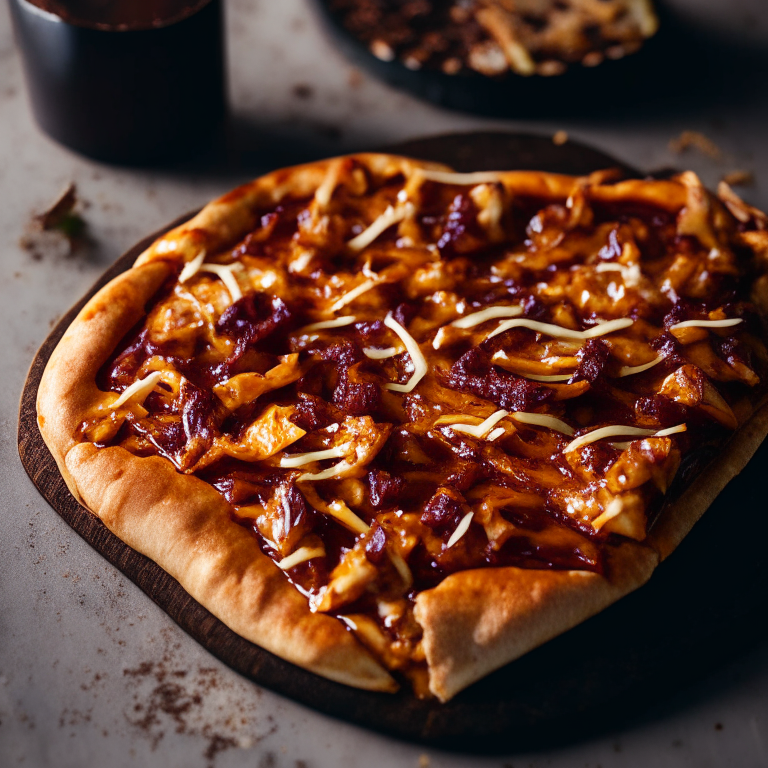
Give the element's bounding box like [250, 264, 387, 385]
[18, 133, 768, 752]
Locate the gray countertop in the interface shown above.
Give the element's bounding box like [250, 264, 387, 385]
[1, 1, 767, 766]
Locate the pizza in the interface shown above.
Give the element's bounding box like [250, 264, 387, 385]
[37, 154, 768, 702]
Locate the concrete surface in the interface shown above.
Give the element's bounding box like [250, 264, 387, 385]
[1, 1, 766, 766]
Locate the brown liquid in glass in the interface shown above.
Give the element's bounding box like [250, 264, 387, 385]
[29, 0, 210, 30]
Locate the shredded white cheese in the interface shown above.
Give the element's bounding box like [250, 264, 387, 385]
[618, 356, 664, 377]
[199, 263, 243, 303]
[279, 444, 350, 468]
[511, 412, 575, 436]
[277, 545, 326, 570]
[446, 511, 474, 548]
[324, 500, 370, 535]
[565, 423, 687, 453]
[487, 427, 506, 442]
[487, 317, 633, 341]
[520, 372, 573, 382]
[449, 409, 509, 438]
[110, 371, 163, 410]
[417, 169, 504, 186]
[347, 203, 414, 252]
[300, 316, 357, 333]
[669, 318, 743, 330]
[363, 346, 398, 360]
[178, 251, 206, 283]
[594, 261, 642, 287]
[492, 353, 573, 381]
[329, 279, 379, 313]
[591, 498, 624, 531]
[314, 160, 342, 209]
[388, 551, 413, 587]
[451, 305, 523, 329]
[383, 314, 428, 393]
[289, 249, 314, 274]
[299, 463, 351, 482]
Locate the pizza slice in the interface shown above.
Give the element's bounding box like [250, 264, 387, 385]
[37, 154, 768, 701]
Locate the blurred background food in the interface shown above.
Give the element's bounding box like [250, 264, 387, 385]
[327, 0, 658, 78]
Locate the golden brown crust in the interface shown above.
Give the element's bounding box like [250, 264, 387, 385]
[37, 261, 173, 502]
[133, 154, 454, 269]
[414, 541, 658, 701]
[65, 442, 396, 691]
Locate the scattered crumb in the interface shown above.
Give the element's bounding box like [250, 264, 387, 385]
[418, 754, 430, 767]
[347, 68, 363, 88]
[120, 629, 276, 767]
[292, 84, 314, 100]
[20, 183, 88, 261]
[669, 130, 722, 160]
[721, 170, 754, 187]
[552, 130, 568, 146]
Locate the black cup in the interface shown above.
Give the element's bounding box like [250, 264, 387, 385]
[9, 0, 226, 164]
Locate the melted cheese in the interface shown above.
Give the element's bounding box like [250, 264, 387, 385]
[363, 346, 398, 360]
[300, 316, 356, 332]
[565, 423, 687, 453]
[618, 356, 664, 377]
[591, 498, 624, 531]
[446, 511, 474, 548]
[451, 305, 523, 329]
[511, 412, 575, 436]
[417, 169, 504, 186]
[388, 550, 413, 587]
[199, 263, 243, 303]
[488, 317, 633, 341]
[330, 279, 379, 313]
[277, 545, 326, 571]
[347, 203, 414, 252]
[299, 463, 351, 482]
[314, 159, 343, 209]
[669, 318, 743, 330]
[492, 353, 573, 381]
[594, 261, 642, 287]
[110, 371, 163, 409]
[383, 314, 428, 393]
[178, 251, 206, 283]
[279, 444, 350, 468]
[289, 249, 314, 274]
[449, 409, 509, 438]
[325, 500, 370, 535]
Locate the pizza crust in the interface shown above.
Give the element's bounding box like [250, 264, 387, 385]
[65, 441, 397, 692]
[414, 541, 659, 702]
[37, 260, 173, 503]
[35, 153, 768, 701]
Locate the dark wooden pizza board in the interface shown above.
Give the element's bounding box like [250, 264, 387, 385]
[17, 133, 768, 752]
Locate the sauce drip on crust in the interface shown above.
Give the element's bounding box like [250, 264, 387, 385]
[84, 162, 768, 693]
